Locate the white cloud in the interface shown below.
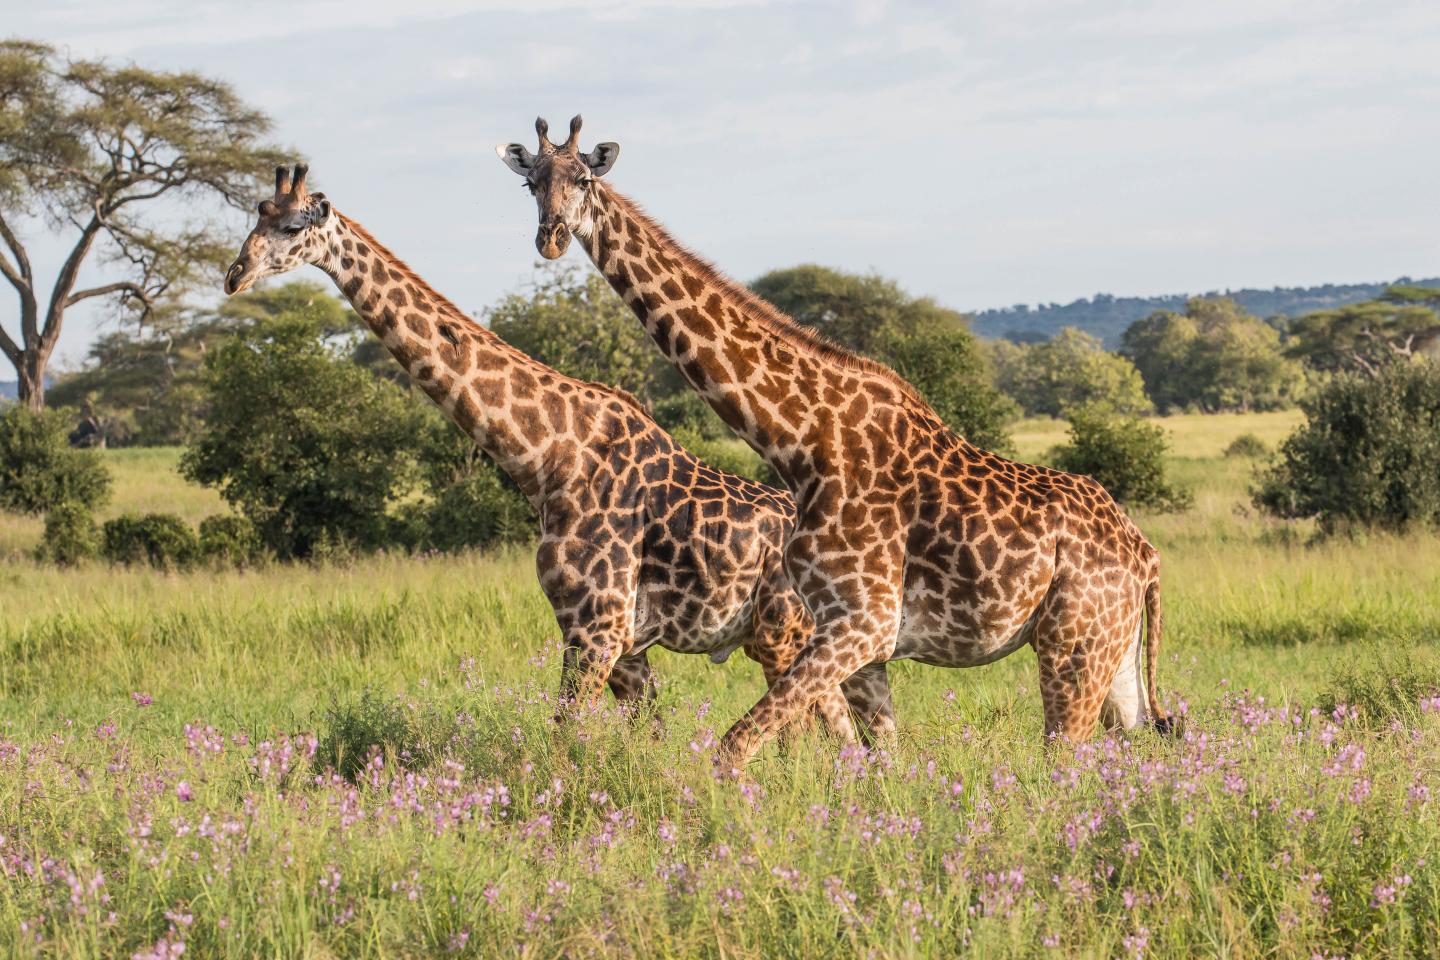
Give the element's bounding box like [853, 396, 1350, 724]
[6, 0, 1437, 365]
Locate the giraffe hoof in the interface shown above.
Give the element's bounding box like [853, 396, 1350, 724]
[1152, 713, 1184, 738]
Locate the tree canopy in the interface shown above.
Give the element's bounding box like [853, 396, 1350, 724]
[1285, 287, 1440, 379]
[0, 40, 286, 410]
[1122, 297, 1304, 413]
[48, 281, 352, 447]
[991, 327, 1151, 418]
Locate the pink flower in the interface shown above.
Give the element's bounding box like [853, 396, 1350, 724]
[175, 782, 192, 803]
[131, 692, 152, 707]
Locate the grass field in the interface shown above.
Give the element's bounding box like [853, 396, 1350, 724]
[2, 413, 1438, 957]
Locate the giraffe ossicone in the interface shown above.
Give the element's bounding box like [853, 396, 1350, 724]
[224, 162, 880, 739]
[499, 119, 1181, 767]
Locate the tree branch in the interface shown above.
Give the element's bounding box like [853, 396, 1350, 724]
[65, 280, 151, 309]
[0, 321, 20, 365]
[40, 212, 104, 345]
[0, 210, 34, 285]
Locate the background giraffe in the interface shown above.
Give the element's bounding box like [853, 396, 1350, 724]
[499, 118, 1177, 766]
[223, 163, 860, 736]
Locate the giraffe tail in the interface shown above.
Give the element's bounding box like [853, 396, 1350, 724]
[1144, 577, 1181, 737]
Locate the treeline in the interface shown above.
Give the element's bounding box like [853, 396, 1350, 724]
[973, 276, 1440, 347]
[6, 264, 1440, 563]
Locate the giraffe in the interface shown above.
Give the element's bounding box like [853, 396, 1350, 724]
[223, 163, 861, 738]
[498, 117, 1178, 767]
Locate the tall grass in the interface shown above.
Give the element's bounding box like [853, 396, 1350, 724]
[1, 415, 1437, 957]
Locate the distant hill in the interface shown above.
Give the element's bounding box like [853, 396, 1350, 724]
[971, 277, 1440, 347]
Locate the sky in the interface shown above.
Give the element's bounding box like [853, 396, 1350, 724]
[6, 0, 1440, 367]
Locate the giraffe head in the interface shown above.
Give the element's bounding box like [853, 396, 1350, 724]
[496, 115, 619, 259]
[224, 163, 335, 295]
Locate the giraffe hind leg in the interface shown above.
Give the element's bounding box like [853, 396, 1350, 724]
[842, 662, 898, 746]
[1099, 621, 1149, 732]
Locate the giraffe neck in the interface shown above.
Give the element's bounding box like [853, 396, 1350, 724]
[580, 183, 927, 491]
[316, 212, 576, 502]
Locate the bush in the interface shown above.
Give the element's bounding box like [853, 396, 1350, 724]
[101, 513, 199, 569]
[1254, 363, 1440, 534]
[650, 391, 732, 442]
[315, 690, 460, 783]
[35, 502, 100, 566]
[1318, 640, 1440, 729]
[198, 514, 262, 567]
[418, 468, 536, 553]
[990, 328, 1152, 419]
[0, 405, 112, 514]
[410, 414, 535, 553]
[1050, 404, 1191, 512]
[1224, 433, 1270, 459]
[181, 317, 427, 559]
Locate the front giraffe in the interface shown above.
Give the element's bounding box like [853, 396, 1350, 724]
[499, 118, 1178, 766]
[223, 163, 860, 736]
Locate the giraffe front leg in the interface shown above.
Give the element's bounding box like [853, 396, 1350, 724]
[607, 651, 664, 736]
[842, 662, 898, 746]
[556, 624, 630, 718]
[607, 651, 658, 706]
[719, 612, 895, 770]
[744, 603, 857, 746]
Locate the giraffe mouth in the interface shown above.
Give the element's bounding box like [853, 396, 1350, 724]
[224, 260, 253, 296]
[536, 222, 570, 259]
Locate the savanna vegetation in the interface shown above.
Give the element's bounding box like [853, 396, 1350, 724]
[2, 413, 1438, 958]
[3, 37, 1439, 960]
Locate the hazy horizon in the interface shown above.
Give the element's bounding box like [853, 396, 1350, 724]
[5, 0, 1438, 369]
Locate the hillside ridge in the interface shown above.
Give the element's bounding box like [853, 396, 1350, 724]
[971, 276, 1440, 346]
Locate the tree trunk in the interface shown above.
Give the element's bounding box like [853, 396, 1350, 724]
[17, 349, 47, 412]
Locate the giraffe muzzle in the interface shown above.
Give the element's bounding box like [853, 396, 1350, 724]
[224, 259, 251, 296]
[536, 221, 570, 259]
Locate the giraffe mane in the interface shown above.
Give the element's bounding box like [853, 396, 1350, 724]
[597, 183, 933, 411]
[339, 212, 653, 421]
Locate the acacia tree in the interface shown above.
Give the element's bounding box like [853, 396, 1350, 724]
[1286, 286, 1440, 379]
[0, 40, 286, 410]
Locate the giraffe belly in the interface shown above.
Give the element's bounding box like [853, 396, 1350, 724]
[891, 612, 1037, 668]
[634, 588, 755, 660]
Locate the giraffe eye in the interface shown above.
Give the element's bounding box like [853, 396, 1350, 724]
[282, 225, 304, 236]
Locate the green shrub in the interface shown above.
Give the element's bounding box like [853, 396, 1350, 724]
[315, 690, 460, 783]
[1254, 363, 1440, 534]
[198, 514, 262, 567]
[1224, 433, 1269, 459]
[410, 414, 535, 553]
[181, 317, 427, 559]
[1318, 640, 1440, 729]
[34, 502, 100, 566]
[418, 468, 535, 553]
[0, 405, 112, 514]
[101, 513, 199, 569]
[650, 391, 732, 442]
[1050, 404, 1191, 512]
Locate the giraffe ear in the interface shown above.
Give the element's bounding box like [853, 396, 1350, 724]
[496, 143, 535, 176]
[582, 142, 619, 177]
